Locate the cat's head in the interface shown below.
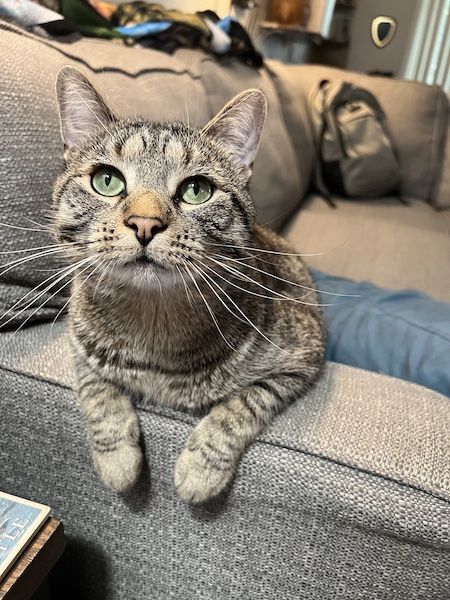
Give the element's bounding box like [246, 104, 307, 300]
[53, 67, 266, 290]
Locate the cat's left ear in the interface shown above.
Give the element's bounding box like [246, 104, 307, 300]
[56, 66, 113, 150]
[202, 89, 267, 177]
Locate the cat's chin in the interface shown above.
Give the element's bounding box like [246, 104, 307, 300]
[109, 258, 179, 291]
[125, 254, 159, 267]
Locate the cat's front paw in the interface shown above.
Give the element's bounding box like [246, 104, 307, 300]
[93, 443, 143, 494]
[174, 443, 235, 504]
[89, 407, 143, 493]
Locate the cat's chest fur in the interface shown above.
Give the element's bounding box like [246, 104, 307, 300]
[69, 227, 320, 412]
[70, 281, 260, 410]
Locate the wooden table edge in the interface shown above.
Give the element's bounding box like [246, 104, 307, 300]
[0, 518, 65, 600]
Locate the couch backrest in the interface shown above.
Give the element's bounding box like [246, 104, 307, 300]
[268, 62, 449, 206]
[0, 21, 310, 325]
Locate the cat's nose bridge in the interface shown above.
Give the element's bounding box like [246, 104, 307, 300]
[122, 191, 168, 247]
[123, 191, 164, 220]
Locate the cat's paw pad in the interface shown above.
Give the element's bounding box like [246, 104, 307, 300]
[93, 443, 143, 493]
[174, 446, 234, 504]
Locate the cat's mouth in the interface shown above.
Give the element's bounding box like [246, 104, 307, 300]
[134, 255, 153, 264]
[125, 255, 155, 268]
[124, 253, 166, 270]
[110, 251, 175, 289]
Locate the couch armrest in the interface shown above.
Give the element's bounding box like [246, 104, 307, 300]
[1, 322, 449, 599]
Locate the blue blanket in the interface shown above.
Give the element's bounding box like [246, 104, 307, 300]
[312, 269, 450, 397]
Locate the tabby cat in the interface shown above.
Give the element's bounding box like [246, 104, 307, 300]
[53, 67, 325, 503]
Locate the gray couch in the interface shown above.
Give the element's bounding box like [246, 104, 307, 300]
[1, 21, 449, 600]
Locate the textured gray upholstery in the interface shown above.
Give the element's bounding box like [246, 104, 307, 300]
[1, 322, 449, 599]
[284, 195, 450, 302]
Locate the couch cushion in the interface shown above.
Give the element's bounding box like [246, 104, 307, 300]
[265, 61, 315, 199]
[270, 63, 449, 204]
[1, 322, 449, 599]
[0, 21, 300, 326]
[283, 195, 450, 302]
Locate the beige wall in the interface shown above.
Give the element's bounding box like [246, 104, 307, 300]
[346, 0, 422, 76]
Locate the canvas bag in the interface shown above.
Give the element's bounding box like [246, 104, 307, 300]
[309, 80, 401, 200]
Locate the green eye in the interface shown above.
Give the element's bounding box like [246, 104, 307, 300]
[179, 177, 213, 205]
[91, 167, 126, 197]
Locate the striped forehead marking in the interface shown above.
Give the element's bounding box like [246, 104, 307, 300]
[119, 132, 146, 159]
[164, 139, 186, 162]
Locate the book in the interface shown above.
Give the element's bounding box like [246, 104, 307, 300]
[0, 492, 51, 583]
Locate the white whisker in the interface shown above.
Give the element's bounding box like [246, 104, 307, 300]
[25, 218, 54, 232]
[176, 264, 194, 307]
[0, 256, 93, 326]
[204, 255, 333, 307]
[189, 262, 246, 326]
[184, 263, 235, 351]
[50, 259, 103, 334]
[0, 257, 98, 351]
[196, 256, 329, 306]
[212, 253, 361, 298]
[192, 262, 286, 353]
[0, 241, 81, 255]
[204, 239, 350, 258]
[155, 273, 165, 300]
[93, 261, 114, 302]
[0, 247, 76, 279]
[0, 256, 94, 331]
[184, 97, 190, 129]
[0, 221, 50, 233]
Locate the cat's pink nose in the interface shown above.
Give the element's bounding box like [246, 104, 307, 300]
[125, 216, 164, 247]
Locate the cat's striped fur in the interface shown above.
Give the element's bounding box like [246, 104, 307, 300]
[53, 67, 325, 503]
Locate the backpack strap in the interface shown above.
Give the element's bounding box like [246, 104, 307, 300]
[319, 81, 354, 159]
[313, 119, 337, 208]
[310, 81, 343, 207]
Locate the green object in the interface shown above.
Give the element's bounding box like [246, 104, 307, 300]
[179, 177, 213, 204]
[91, 168, 126, 196]
[59, 0, 122, 38]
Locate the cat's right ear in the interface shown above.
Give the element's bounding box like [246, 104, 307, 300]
[56, 66, 112, 150]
